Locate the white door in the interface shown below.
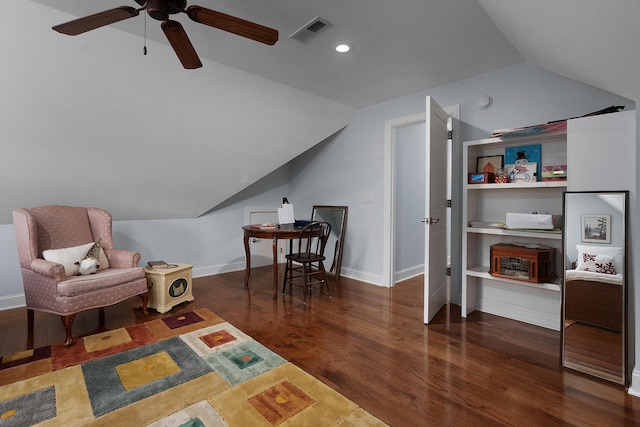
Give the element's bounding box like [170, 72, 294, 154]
[424, 96, 449, 323]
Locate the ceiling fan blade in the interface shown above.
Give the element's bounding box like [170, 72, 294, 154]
[161, 20, 203, 69]
[53, 6, 140, 36]
[186, 6, 278, 45]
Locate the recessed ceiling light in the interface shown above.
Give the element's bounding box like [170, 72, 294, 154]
[335, 44, 351, 53]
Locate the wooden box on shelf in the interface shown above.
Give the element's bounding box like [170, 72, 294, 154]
[144, 263, 194, 314]
[489, 243, 556, 283]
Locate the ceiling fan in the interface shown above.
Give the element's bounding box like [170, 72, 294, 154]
[52, 0, 279, 69]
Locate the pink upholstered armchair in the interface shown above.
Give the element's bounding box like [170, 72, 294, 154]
[13, 205, 148, 346]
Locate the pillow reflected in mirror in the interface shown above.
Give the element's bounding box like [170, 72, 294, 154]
[575, 244, 623, 275]
[576, 253, 616, 274]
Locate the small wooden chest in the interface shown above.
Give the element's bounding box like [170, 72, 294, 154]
[144, 263, 194, 313]
[489, 243, 556, 283]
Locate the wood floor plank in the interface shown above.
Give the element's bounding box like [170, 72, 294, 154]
[1, 267, 639, 426]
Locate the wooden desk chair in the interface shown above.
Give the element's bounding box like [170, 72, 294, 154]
[282, 221, 332, 302]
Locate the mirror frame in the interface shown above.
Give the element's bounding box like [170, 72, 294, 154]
[311, 205, 348, 278]
[561, 190, 628, 386]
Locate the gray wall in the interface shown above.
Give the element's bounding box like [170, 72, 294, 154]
[1, 58, 638, 392]
[0, 62, 634, 307]
[289, 62, 634, 291]
[0, 167, 291, 308]
[394, 123, 426, 278]
[0, 1, 354, 224]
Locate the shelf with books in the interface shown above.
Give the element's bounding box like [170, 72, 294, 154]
[462, 128, 567, 329]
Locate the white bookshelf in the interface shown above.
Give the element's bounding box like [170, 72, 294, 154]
[461, 130, 567, 328]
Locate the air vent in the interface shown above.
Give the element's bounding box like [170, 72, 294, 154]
[289, 17, 330, 43]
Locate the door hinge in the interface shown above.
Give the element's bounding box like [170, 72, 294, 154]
[447, 130, 453, 139]
[447, 199, 452, 208]
[446, 267, 451, 276]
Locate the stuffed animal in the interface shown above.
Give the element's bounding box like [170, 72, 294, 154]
[77, 258, 99, 275]
[76, 238, 102, 275]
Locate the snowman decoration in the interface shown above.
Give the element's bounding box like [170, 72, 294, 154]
[508, 151, 533, 182]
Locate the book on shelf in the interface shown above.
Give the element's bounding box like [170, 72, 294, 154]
[491, 105, 625, 138]
[469, 221, 506, 229]
[147, 261, 178, 270]
[492, 121, 567, 138]
[541, 164, 567, 181]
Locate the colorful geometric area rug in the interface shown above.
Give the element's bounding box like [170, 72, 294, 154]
[0, 308, 386, 426]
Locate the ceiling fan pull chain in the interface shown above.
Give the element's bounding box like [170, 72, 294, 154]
[143, 11, 148, 55]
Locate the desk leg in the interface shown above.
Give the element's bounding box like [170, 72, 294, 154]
[272, 237, 278, 300]
[243, 234, 251, 287]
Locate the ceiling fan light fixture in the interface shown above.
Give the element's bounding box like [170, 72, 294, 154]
[335, 43, 351, 53]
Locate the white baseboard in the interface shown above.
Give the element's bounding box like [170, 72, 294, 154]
[192, 261, 246, 278]
[0, 293, 26, 311]
[337, 266, 388, 287]
[0, 263, 386, 311]
[394, 265, 424, 283]
[195, 262, 390, 288]
[628, 370, 640, 397]
[478, 298, 561, 331]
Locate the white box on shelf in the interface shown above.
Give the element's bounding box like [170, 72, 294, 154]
[506, 213, 561, 230]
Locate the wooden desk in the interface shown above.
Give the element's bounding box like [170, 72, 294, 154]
[243, 224, 304, 300]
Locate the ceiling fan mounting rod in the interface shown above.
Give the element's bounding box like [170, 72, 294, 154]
[137, 0, 187, 21]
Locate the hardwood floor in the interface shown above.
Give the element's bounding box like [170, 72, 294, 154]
[2, 267, 640, 426]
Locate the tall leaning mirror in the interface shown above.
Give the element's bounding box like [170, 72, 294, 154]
[562, 191, 628, 385]
[311, 206, 348, 278]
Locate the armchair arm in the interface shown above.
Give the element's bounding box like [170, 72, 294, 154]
[107, 249, 141, 269]
[29, 258, 67, 281]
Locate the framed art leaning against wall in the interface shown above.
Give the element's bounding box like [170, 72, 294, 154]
[311, 205, 348, 278]
[476, 155, 503, 173]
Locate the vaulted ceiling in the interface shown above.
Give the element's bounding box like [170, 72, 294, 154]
[4, 0, 638, 223]
[32, 0, 640, 107]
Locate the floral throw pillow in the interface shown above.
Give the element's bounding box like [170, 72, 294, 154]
[578, 253, 617, 275]
[576, 244, 623, 275]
